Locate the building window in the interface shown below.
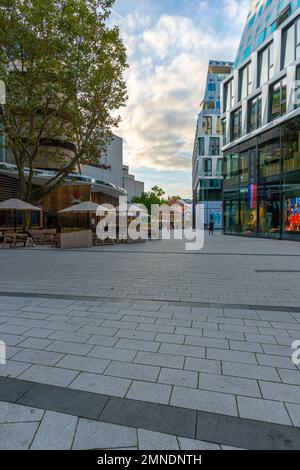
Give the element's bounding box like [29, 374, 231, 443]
[209, 137, 220, 156]
[269, 77, 287, 121]
[202, 116, 212, 134]
[225, 79, 235, 111]
[198, 137, 205, 156]
[258, 42, 274, 86]
[248, 95, 262, 132]
[239, 62, 252, 100]
[203, 158, 212, 176]
[258, 135, 281, 178]
[239, 151, 249, 185]
[282, 117, 300, 173]
[224, 151, 239, 184]
[294, 66, 300, 109]
[282, 18, 300, 69]
[216, 158, 223, 177]
[231, 108, 242, 141]
[222, 119, 227, 144]
[216, 117, 221, 135]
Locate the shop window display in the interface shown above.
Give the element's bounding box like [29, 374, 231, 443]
[284, 197, 300, 232]
[240, 186, 257, 235]
[258, 183, 280, 237]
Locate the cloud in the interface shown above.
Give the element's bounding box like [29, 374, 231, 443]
[113, 2, 249, 195]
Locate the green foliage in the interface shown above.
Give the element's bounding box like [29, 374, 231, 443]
[132, 186, 167, 214]
[0, 0, 127, 200]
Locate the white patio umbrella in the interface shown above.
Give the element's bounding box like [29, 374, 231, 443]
[0, 198, 42, 232]
[58, 201, 115, 227]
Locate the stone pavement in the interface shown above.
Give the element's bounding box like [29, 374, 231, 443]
[0, 235, 300, 449]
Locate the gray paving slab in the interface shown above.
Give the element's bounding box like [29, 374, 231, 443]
[88, 345, 137, 362]
[12, 348, 64, 366]
[46, 340, 93, 355]
[207, 348, 257, 364]
[31, 411, 78, 450]
[0, 422, 39, 450]
[286, 403, 300, 427]
[259, 381, 300, 405]
[138, 429, 179, 450]
[134, 351, 185, 369]
[158, 367, 198, 388]
[70, 372, 131, 398]
[0, 401, 44, 424]
[170, 386, 238, 416]
[197, 373, 261, 397]
[104, 361, 159, 382]
[159, 343, 205, 359]
[18, 383, 109, 419]
[222, 361, 280, 381]
[178, 437, 221, 450]
[127, 381, 172, 405]
[19, 365, 78, 387]
[73, 419, 137, 449]
[0, 376, 34, 402]
[278, 369, 300, 385]
[56, 355, 109, 374]
[185, 357, 221, 374]
[237, 396, 292, 425]
[100, 397, 197, 438]
[115, 338, 159, 352]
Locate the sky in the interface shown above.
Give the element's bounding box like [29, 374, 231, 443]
[110, 0, 250, 198]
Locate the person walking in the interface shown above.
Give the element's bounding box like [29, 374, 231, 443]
[209, 214, 215, 236]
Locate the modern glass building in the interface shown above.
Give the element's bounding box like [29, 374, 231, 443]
[192, 60, 233, 229]
[221, 1, 300, 240]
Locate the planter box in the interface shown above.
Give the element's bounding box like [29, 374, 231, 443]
[60, 230, 92, 249]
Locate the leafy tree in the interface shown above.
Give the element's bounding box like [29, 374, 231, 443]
[0, 0, 127, 201]
[132, 186, 167, 214]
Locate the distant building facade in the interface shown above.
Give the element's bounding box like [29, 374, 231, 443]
[221, 0, 300, 240]
[192, 60, 233, 229]
[122, 165, 145, 202]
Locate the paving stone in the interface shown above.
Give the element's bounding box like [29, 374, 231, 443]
[137, 324, 175, 334]
[0, 333, 24, 346]
[229, 340, 263, 353]
[171, 386, 238, 416]
[88, 345, 137, 362]
[100, 397, 196, 438]
[138, 429, 179, 450]
[244, 334, 277, 345]
[127, 381, 172, 405]
[56, 355, 109, 374]
[0, 360, 32, 379]
[18, 337, 54, 350]
[46, 340, 93, 356]
[185, 357, 221, 374]
[260, 381, 300, 405]
[73, 419, 137, 450]
[278, 369, 300, 386]
[176, 327, 205, 337]
[156, 318, 192, 328]
[198, 373, 261, 397]
[115, 329, 156, 341]
[155, 333, 185, 344]
[262, 344, 293, 357]
[19, 364, 78, 387]
[178, 437, 221, 450]
[0, 401, 43, 424]
[86, 335, 118, 347]
[207, 348, 257, 364]
[203, 330, 245, 341]
[70, 372, 131, 398]
[159, 343, 205, 359]
[257, 354, 297, 369]
[101, 320, 139, 330]
[78, 325, 118, 337]
[105, 361, 159, 382]
[222, 361, 280, 381]
[237, 396, 292, 425]
[115, 338, 159, 353]
[0, 422, 39, 450]
[185, 336, 229, 349]
[31, 411, 77, 450]
[196, 410, 300, 450]
[18, 383, 108, 419]
[285, 403, 300, 427]
[25, 328, 56, 338]
[12, 348, 64, 366]
[134, 351, 185, 369]
[158, 368, 198, 388]
[0, 324, 30, 335]
[48, 331, 91, 343]
[224, 309, 259, 320]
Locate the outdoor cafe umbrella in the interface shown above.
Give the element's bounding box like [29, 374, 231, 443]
[58, 201, 115, 227]
[0, 198, 42, 232]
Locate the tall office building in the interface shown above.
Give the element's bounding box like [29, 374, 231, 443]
[192, 60, 233, 229]
[222, 0, 300, 240]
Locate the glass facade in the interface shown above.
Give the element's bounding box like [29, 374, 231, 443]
[223, 116, 300, 240]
